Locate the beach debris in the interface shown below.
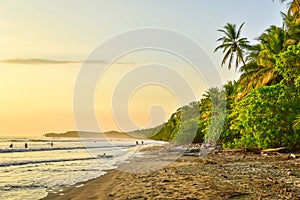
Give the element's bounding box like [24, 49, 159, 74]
[188, 148, 200, 153]
[183, 148, 200, 156]
[97, 153, 113, 158]
[288, 153, 297, 159]
[43, 149, 300, 199]
[181, 145, 201, 156]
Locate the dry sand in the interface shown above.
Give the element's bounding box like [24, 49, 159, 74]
[42, 148, 300, 200]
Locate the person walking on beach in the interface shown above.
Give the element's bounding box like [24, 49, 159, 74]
[136, 141, 138, 145]
[25, 143, 28, 148]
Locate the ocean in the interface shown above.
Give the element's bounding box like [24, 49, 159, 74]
[0, 136, 165, 200]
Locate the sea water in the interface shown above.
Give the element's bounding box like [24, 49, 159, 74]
[0, 137, 165, 200]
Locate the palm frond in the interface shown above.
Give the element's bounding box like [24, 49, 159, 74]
[237, 22, 245, 38]
[214, 22, 249, 70]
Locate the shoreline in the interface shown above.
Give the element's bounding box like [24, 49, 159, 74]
[41, 143, 169, 200]
[41, 148, 300, 200]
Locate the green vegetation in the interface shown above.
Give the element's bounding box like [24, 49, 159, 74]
[152, 0, 300, 151]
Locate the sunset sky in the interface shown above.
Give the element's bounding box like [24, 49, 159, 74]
[0, 1, 285, 136]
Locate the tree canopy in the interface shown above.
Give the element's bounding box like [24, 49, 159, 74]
[151, 1, 300, 151]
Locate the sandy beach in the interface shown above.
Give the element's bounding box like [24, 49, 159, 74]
[42, 147, 300, 200]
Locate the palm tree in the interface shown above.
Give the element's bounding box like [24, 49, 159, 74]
[201, 87, 226, 144]
[202, 87, 226, 110]
[282, 12, 300, 44]
[223, 80, 239, 106]
[237, 26, 286, 98]
[237, 61, 260, 97]
[256, 25, 286, 71]
[289, 0, 300, 15]
[275, 0, 300, 16]
[214, 23, 249, 70]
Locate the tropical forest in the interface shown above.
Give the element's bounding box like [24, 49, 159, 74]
[152, 0, 300, 151]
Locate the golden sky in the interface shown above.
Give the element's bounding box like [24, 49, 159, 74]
[0, 1, 285, 136]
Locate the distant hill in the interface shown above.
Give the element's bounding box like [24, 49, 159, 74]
[45, 131, 98, 138]
[44, 130, 137, 139]
[44, 126, 165, 140]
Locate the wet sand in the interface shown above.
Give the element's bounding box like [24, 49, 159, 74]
[42, 149, 300, 200]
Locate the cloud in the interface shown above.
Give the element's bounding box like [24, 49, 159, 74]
[1, 58, 82, 65]
[0, 58, 135, 66]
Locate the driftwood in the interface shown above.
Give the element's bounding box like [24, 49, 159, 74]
[261, 147, 287, 153]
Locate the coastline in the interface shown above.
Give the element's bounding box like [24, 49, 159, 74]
[41, 143, 169, 200]
[41, 148, 300, 200]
